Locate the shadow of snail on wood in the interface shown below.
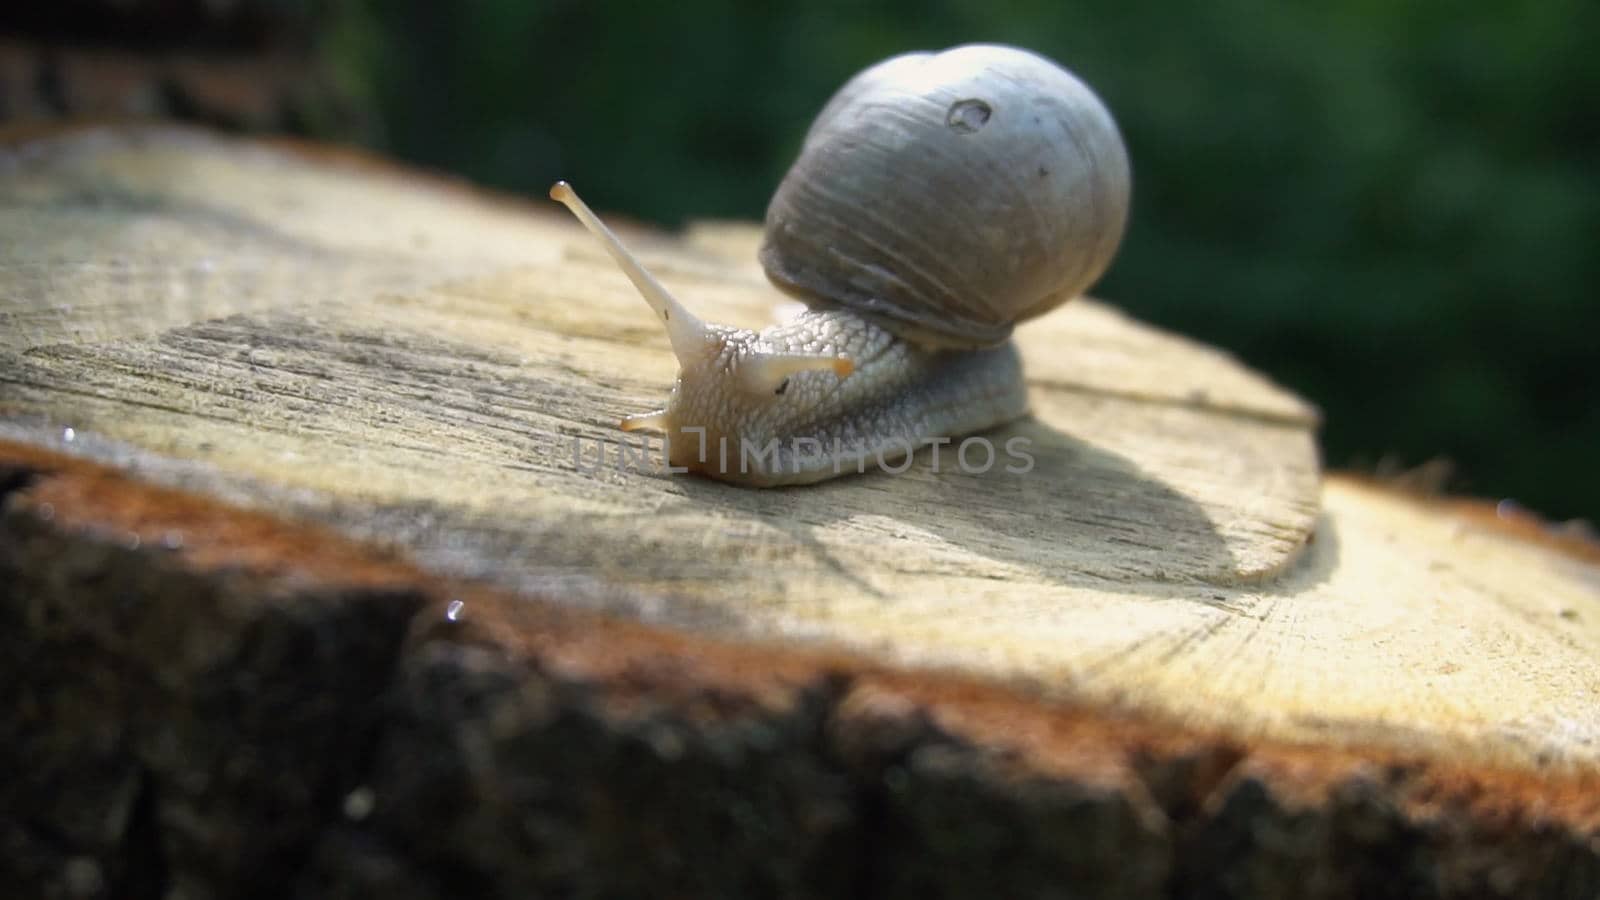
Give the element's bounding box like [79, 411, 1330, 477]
[551, 43, 1131, 487]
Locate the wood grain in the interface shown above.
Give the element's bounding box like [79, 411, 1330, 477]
[2, 124, 1596, 779]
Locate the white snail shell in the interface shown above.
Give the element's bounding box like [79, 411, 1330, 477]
[551, 44, 1130, 485]
[761, 44, 1131, 349]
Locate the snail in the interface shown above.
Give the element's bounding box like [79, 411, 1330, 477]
[550, 43, 1130, 486]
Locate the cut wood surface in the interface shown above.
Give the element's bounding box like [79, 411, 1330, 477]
[2, 124, 1599, 897]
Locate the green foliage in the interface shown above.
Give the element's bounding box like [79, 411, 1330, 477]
[336, 0, 1599, 520]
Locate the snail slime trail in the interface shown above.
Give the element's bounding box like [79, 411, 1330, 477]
[551, 44, 1129, 487]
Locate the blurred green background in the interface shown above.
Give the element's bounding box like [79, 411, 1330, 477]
[328, 1, 1595, 521]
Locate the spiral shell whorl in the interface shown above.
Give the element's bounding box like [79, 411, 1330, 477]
[760, 44, 1131, 349]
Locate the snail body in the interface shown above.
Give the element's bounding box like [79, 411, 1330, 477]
[551, 43, 1129, 486]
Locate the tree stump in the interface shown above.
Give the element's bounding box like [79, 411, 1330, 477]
[1, 124, 1597, 899]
